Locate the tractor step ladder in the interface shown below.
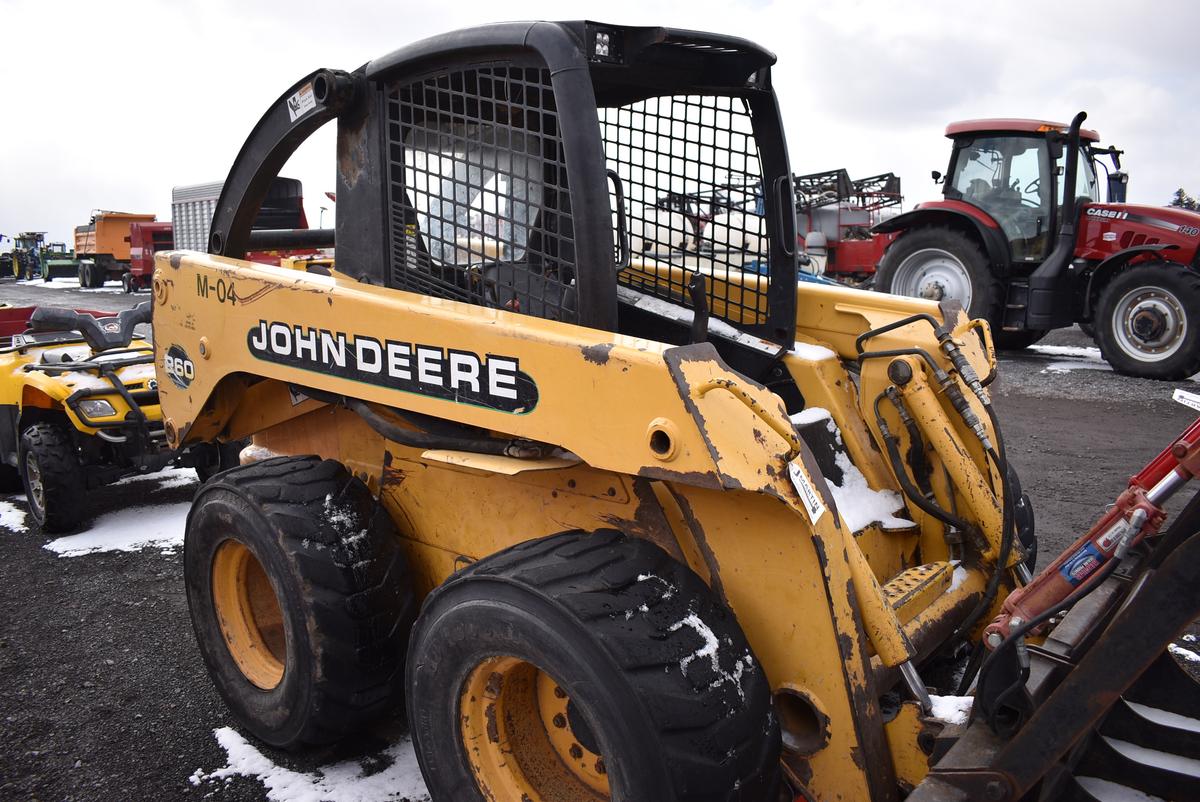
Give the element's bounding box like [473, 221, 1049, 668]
[1002, 280, 1031, 331]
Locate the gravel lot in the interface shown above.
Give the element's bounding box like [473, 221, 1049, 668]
[1, 276, 1197, 800]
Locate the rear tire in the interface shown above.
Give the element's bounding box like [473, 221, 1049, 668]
[184, 456, 415, 748]
[408, 529, 780, 802]
[19, 423, 86, 532]
[77, 262, 91, 287]
[121, 273, 133, 293]
[1095, 263, 1200, 380]
[876, 226, 1000, 323]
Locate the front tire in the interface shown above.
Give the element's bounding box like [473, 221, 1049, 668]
[1094, 263, 1200, 380]
[875, 226, 999, 322]
[184, 456, 415, 748]
[19, 423, 86, 532]
[408, 529, 780, 802]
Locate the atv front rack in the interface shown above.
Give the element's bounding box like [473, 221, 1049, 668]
[26, 346, 164, 447]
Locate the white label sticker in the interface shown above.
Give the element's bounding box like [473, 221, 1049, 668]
[788, 459, 827, 524]
[286, 82, 317, 122]
[1173, 388, 1200, 413]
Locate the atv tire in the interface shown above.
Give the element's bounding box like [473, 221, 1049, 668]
[184, 456, 415, 748]
[408, 529, 781, 802]
[1095, 263, 1200, 380]
[876, 226, 1000, 323]
[19, 423, 86, 532]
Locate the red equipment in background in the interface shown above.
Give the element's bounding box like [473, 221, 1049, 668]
[126, 222, 174, 293]
[794, 169, 902, 284]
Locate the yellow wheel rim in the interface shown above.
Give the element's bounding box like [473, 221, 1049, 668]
[211, 540, 286, 690]
[460, 656, 611, 801]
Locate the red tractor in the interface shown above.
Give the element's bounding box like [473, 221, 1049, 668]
[874, 112, 1200, 380]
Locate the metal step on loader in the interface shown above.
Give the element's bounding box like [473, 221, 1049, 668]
[150, 21, 1200, 801]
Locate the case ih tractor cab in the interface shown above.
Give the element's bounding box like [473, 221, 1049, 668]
[874, 114, 1200, 380]
[152, 21, 1199, 802]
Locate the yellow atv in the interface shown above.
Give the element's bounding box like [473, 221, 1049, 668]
[0, 304, 238, 531]
[153, 21, 1198, 802]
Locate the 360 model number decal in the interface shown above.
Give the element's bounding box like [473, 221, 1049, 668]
[164, 345, 195, 389]
[247, 320, 538, 414]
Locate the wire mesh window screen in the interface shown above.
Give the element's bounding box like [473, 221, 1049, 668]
[385, 62, 578, 323]
[600, 95, 769, 327]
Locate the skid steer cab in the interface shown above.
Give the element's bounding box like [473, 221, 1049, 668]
[152, 20, 1194, 802]
[874, 114, 1200, 380]
[0, 304, 237, 532]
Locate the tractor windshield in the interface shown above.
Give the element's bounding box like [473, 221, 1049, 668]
[1057, 146, 1101, 205]
[949, 135, 1052, 262]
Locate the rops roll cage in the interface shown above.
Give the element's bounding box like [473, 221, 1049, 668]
[205, 20, 799, 347]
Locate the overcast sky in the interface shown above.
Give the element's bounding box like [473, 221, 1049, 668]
[2, 0, 1197, 249]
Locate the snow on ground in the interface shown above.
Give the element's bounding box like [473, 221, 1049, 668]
[33, 277, 123, 294]
[190, 727, 431, 802]
[929, 695, 973, 725]
[1025, 343, 1199, 381]
[111, 466, 197, 490]
[44, 502, 190, 557]
[0, 500, 29, 532]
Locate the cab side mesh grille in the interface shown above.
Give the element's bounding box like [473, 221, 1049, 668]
[600, 94, 769, 327]
[384, 63, 578, 323]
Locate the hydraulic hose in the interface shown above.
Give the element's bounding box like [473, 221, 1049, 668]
[873, 392, 975, 535]
[298, 385, 554, 459]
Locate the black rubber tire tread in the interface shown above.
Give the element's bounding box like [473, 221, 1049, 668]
[876, 225, 1003, 326]
[184, 455, 415, 748]
[408, 529, 780, 802]
[19, 422, 86, 532]
[1094, 263, 1200, 380]
[1007, 464, 1037, 572]
[992, 328, 1047, 351]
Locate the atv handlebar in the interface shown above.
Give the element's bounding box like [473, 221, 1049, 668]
[28, 302, 152, 353]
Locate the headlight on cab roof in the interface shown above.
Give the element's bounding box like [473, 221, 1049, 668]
[78, 399, 117, 418]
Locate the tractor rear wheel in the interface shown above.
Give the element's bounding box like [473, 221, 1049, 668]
[1095, 263, 1200, 380]
[19, 422, 86, 532]
[184, 456, 415, 748]
[876, 226, 1000, 324]
[407, 529, 780, 802]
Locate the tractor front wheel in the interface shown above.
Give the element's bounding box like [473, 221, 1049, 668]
[876, 226, 999, 323]
[407, 530, 780, 802]
[1095, 263, 1200, 380]
[184, 456, 415, 748]
[19, 423, 87, 532]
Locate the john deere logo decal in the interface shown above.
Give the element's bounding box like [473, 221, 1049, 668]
[247, 320, 538, 414]
[164, 345, 195, 389]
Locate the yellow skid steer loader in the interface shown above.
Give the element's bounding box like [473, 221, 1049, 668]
[152, 21, 1200, 801]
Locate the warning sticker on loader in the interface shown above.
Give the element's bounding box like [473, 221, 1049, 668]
[286, 82, 317, 122]
[247, 320, 538, 414]
[787, 458, 827, 525]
